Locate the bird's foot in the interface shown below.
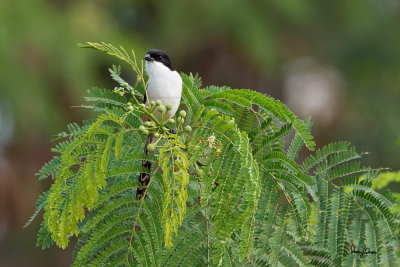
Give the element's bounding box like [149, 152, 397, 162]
[166, 126, 176, 134]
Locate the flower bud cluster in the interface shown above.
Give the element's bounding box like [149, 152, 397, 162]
[126, 102, 134, 111]
[113, 82, 132, 96]
[136, 106, 194, 152]
[176, 110, 187, 125]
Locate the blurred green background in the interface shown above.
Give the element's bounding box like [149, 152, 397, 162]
[0, 0, 399, 266]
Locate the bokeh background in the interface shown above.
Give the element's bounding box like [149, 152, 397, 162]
[0, 0, 399, 266]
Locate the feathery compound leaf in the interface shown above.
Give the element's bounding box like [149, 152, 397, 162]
[79, 42, 137, 72]
[24, 191, 49, 228]
[268, 206, 288, 265]
[301, 246, 333, 267]
[287, 118, 312, 160]
[159, 138, 190, 247]
[281, 242, 311, 267]
[35, 157, 61, 180]
[206, 89, 315, 150]
[31, 44, 399, 266]
[84, 87, 127, 110]
[113, 131, 125, 161]
[181, 73, 202, 122]
[36, 221, 54, 250]
[302, 141, 351, 173]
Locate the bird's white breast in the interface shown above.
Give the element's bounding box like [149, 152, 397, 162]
[145, 61, 182, 122]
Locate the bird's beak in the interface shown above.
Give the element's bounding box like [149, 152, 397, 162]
[144, 54, 153, 62]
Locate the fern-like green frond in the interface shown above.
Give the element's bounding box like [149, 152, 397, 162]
[30, 44, 399, 266]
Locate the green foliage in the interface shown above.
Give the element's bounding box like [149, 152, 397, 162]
[372, 171, 400, 190]
[372, 171, 400, 216]
[30, 43, 400, 266]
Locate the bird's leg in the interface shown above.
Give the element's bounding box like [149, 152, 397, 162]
[165, 126, 176, 134]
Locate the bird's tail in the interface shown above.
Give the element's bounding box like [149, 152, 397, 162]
[136, 134, 155, 200]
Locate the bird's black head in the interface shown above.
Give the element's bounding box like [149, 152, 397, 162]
[144, 49, 175, 71]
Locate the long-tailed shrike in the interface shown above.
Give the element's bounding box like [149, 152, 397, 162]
[136, 49, 182, 200]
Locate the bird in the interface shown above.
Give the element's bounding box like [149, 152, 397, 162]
[136, 49, 182, 200]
